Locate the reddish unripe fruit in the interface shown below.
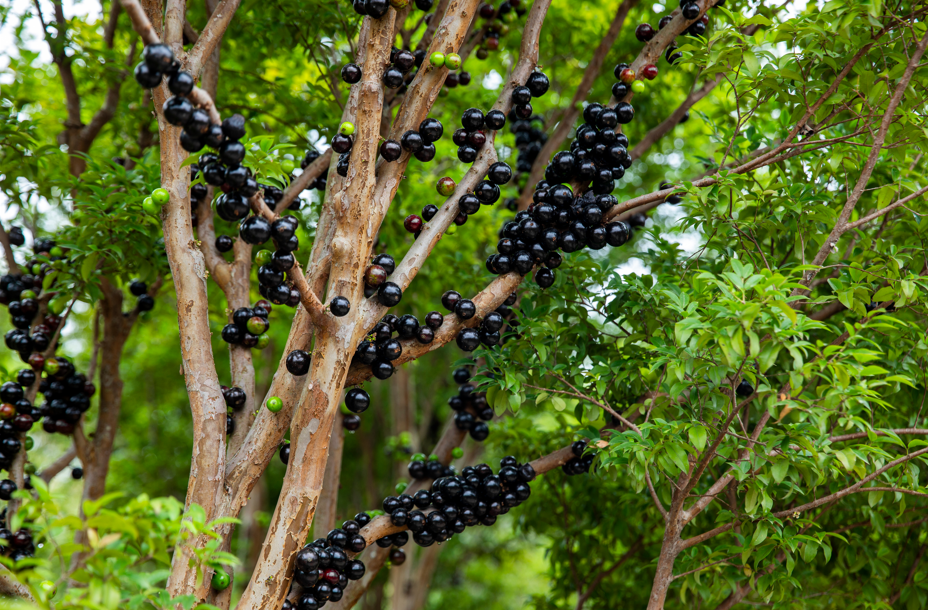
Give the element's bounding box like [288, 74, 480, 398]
[619, 68, 636, 84]
[478, 2, 495, 18]
[12, 414, 33, 432]
[324, 569, 340, 584]
[635, 23, 655, 42]
[485, 37, 500, 51]
[641, 64, 658, 80]
[404, 215, 423, 233]
[700, 14, 709, 24]
[28, 353, 44, 371]
[0, 404, 15, 420]
[255, 299, 272, 314]
[437, 177, 456, 196]
[365, 264, 388, 287]
[454, 212, 468, 226]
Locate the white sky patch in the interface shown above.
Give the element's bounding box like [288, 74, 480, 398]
[482, 70, 503, 90]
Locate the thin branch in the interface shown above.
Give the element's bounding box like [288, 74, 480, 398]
[185, 0, 242, 75]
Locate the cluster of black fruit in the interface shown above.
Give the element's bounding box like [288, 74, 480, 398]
[385, 454, 536, 547]
[248, 216, 303, 307]
[299, 149, 328, 195]
[382, 47, 420, 91]
[447, 367, 493, 441]
[0, 512, 35, 563]
[562, 440, 597, 476]
[127, 279, 155, 313]
[488, 184, 633, 288]
[222, 385, 248, 436]
[509, 112, 547, 187]
[351, 0, 433, 19]
[133, 44, 225, 154]
[438, 290, 507, 352]
[381, 117, 444, 166]
[221, 299, 275, 348]
[473, 0, 529, 59]
[353, 306, 439, 381]
[341, 387, 370, 433]
[1, 237, 61, 318]
[453, 106, 505, 165]
[511, 71, 550, 120]
[286, 518, 370, 609]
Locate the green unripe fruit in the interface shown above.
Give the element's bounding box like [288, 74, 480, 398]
[255, 250, 273, 266]
[339, 121, 356, 136]
[255, 333, 270, 350]
[44, 358, 60, 376]
[49, 298, 67, 315]
[444, 53, 462, 71]
[411, 453, 426, 462]
[39, 580, 56, 596]
[246, 316, 269, 335]
[142, 197, 160, 215]
[20, 289, 37, 300]
[452, 447, 464, 459]
[395, 481, 408, 493]
[25, 437, 34, 451]
[151, 188, 170, 204]
[211, 568, 231, 590]
[24, 463, 36, 474]
[32, 264, 42, 275]
[631, 80, 646, 93]
[266, 396, 283, 412]
[428, 453, 438, 461]
[49, 246, 63, 257]
[281, 159, 297, 174]
[437, 176, 456, 196]
[430, 52, 446, 67]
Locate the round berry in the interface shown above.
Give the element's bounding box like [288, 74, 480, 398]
[266, 396, 283, 412]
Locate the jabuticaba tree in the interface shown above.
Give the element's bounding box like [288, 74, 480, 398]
[0, 0, 927, 608]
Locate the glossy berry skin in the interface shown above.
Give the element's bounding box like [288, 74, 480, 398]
[527, 71, 549, 97]
[456, 328, 480, 351]
[419, 118, 444, 143]
[421, 204, 439, 221]
[343, 413, 361, 430]
[736, 380, 755, 397]
[401, 130, 424, 152]
[380, 139, 402, 161]
[0, 479, 17, 501]
[615, 102, 635, 124]
[162, 96, 193, 126]
[486, 162, 512, 185]
[330, 296, 351, 317]
[681, 1, 700, 19]
[143, 43, 175, 73]
[341, 63, 362, 83]
[636, 23, 655, 41]
[441, 290, 461, 311]
[133, 62, 162, 88]
[331, 134, 353, 154]
[372, 360, 394, 380]
[535, 268, 555, 288]
[286, 350, 311, 376]
[485, 109, 506, 130]
[364, 264, 388, 288]
[461, 108, 484, 131]
[454, 299, 476, 319]
[641, 63, 658, 80]
[345, 388, 370, 413]
[424, 311, 444, 329]
[377, 282, 403, 307]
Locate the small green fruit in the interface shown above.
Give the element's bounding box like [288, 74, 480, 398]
[255, 250, 273, 266]
[39, 580, 56, 596]
[339, 121, 356, 136]
[25, 436, 34, 450]
[24, 463, 36, 474]
[20, 289, 37, 300]
[430, 52, 446, 67]
[281, 159, 297, 174]
[452, 447, 464, 459]
[395, 481, 408, 493]
[428, 453, 438, 461]
[44, 358, 60, 376]
[246, 316, 269, 335]
[444, 53, 462, 70]
[49, 246, 63, 257]
[151, 188, 170, 204]
[31, 264, 41, 275]
[255, 334, 270, 350]
[412, 453, 426, 461]
[266, 396, 283, 412]
[142, 197, 160, 215]
[211, 568, 231, 590]
[631, 80, 646, 93]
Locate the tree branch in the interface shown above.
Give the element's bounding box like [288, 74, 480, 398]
[185, 0, 242, 76]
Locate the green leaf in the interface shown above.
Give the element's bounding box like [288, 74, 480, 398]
[688, 426, 708, 452]
[772, 459, 789, 484]
[751, 522, 768, 546]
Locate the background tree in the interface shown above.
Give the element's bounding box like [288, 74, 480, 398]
[1, 0, 928, 609]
